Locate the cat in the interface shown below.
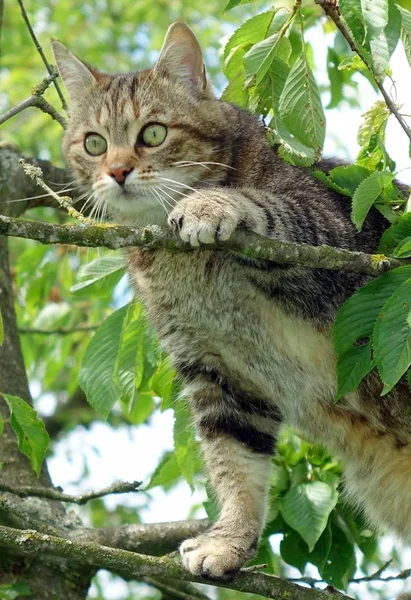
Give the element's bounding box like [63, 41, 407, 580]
[52, 22, 411, 581]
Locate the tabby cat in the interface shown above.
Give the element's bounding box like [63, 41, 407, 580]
[52, 23, 411, 581]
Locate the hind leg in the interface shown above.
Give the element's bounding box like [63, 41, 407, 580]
[178, 364, 281, 580]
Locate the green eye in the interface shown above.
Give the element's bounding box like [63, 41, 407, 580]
[141, 123, 167, 147]
[84, 133, 107, 156]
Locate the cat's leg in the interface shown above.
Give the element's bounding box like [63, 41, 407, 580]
[178, 364, 281, 580]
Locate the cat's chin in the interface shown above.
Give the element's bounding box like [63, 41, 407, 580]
[108, 201, 169, 228]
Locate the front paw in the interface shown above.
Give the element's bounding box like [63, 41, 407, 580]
[180, 532, 256, 581]
[168, 194, 239, 247]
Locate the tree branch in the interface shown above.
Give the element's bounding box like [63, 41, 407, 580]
[16, 0, 67, 111]
[314, 0, 411, 142]
[0, 93, 66, 128]
[0, 480, 142, 505]
[0, 525, 353, 600]
[74, 519, 211, 556]
[0, 214, 406, 276]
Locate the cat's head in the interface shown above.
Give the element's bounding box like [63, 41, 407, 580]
[52, 23, 231, 223]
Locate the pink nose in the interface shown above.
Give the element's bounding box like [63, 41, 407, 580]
[108, 165, 134, 185]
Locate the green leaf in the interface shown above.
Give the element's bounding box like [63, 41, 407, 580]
[244, 35, 291, 87]
[0, 582, 32, 599]
[280, 527, 309, 573]
[223, 0, 259, 12]
[373, 277, 411, 394]
[328, 165, 371, 196]
[173, 401, 199, 491]
[398, 5, 411, 66]
[308, 519, 333, 572]
[340, 0, 369, 50]
[150, 357, 177, 412]
[223, 11, 274, 60]
[361, 0, 389, 40]
[351, 170, 396, 230]
[279, 51, 326, 159]
[391, 236, 411, 258]
[3, 394, 50, 477]
[334, 265, 411, 354]
[335, 342, 376, 400]
[115, 303, 146, 411]
[0, 310, 3, 346]
[71, 255, 126, 297]
[312, 170, 351, 197]
[268, 118, 316, 167]
[79, 306, 127, 418]
[320, 521, 356, 589]
[357, 100, 391, 170]
[369, 2, 401, 81]
[146, 451, 181, 490]
[280, 481, 338, 551]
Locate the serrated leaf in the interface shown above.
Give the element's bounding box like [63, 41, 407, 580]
[373, 277, 411, 394]
[268, 117, 316, 167]
[71, 255, 126, 297]
[173, 401, 198, 491]
[115, 303, 146, 412]
[340, 0, 369, 50]
[361, 0, 389, 39]
[150, 357, 177, 412]
[328, 165, 371, 196]
[351, 170, 396, 230]
[358, 100, 390, 147]
[279, 51, 325, 158]
[334, 265, 411, 355]
[312, 170, 351, 197]
[79, 307, 127, 418]
[280, 481, 338, 551]
[338, 55, 367, 70]
[3, 394, 50, 477]
[397, 5, 411, 66]
[146, 451, 181, 490]
[244, 35, 291, 87]
[224, 11, 274, 60]
[0, 582, 32, 599]
[335, 342, 376, 400]
[279, 52, 325, 158]
[223, 0, 259, 12]
[369, 2, 401, 81]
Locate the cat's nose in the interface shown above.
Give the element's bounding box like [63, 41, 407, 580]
[108, 165, 134, 186]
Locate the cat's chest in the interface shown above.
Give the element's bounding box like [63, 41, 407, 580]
[126, 248, 337, 412]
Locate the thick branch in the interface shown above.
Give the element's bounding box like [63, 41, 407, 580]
[0, 481, 141, 505]
[0, 525, 353, 600]
[0, 214, 405, 276]
[74, 519, 210, 556]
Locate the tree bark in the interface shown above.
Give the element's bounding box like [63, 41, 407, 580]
[0, 150, 93, 599]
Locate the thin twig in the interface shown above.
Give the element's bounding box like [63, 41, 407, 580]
[314, 0, 411, 143]
[0, 213, 407, 277]
[16, 0, 68, 111]
[0, 480, 142, 505]
[0, 94, 66, 128]
[19, 159, 90, 222]
[19, 325, 100, 335]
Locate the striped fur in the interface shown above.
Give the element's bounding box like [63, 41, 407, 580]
[54, 23, 411, 581]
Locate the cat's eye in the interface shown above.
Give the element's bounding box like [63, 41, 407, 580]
[84, 133, 107, 156]
[140, 123, 167, 147]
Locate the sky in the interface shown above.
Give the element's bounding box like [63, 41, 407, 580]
[38, 16, 411, 600]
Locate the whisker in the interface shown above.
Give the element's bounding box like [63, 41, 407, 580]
[172, 161, 236, 171]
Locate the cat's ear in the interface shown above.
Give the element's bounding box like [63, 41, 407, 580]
[155, 22, 207, 91]
[51, 41, 97, 98]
